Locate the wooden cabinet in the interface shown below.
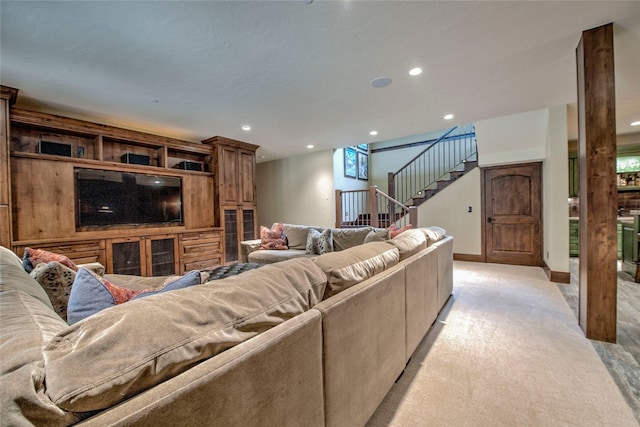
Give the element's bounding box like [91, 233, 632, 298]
[204, 136, 259, 264]
[0, 86, 229, 276]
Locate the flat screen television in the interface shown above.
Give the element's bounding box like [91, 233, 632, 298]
[76, 168, 183, 227]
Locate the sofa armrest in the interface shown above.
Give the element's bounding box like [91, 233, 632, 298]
[240, 239, 262, 263]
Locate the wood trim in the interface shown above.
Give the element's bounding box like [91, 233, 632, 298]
[453, 253, 484, 262]
[10, 108, 210, 153]
[201, 135, 259, 152]
[542, 261, 570, 284]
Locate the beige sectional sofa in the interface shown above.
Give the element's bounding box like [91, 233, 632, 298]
[0, 226, 453, 427]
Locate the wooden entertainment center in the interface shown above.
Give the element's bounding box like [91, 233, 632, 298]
[0, 86, 258, 275]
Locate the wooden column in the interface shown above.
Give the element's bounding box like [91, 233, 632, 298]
[0, 86, 18, 248]
[576, 23, 617, 342]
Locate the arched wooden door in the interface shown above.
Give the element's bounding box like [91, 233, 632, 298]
[483, 162, 543, 266]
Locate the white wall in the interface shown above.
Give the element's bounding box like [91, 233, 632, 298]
[256, 149, 335, 228]
[475, 109, 548, 167]
[418, 168, 482, 255]
[544, 105, 570, 273]
[370, 130, 445, 191]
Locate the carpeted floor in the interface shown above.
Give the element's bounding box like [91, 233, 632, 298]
[367, 261, 639, 427]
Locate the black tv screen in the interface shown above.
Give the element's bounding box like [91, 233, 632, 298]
[76, 169, 183, 227]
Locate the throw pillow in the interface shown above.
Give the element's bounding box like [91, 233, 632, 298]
[67, 269, 201, 324]
[305, 228, 334, 255]
[389, 224, 412, 239]
[30, 261, 77, 321]
[260, 223, 288, 250]
[22, 247, 78, 273]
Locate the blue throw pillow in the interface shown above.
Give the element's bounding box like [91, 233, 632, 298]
[67, 269, 201, 325]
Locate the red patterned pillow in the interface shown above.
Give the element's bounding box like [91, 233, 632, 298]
[260, 223, 288, 250]
[22, 247, 78, 273]
[389, 224, 413, 239]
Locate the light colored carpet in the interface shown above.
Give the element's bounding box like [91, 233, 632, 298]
[367, 261, 639, 427]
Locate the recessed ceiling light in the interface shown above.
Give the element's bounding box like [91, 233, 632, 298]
[242, 125, 251, 131]
[444, 114, 454, 120]
[370, 130, 378, 136]
[371, 77, 392, 88]
[307, 144, 314, 149]
[409, 67, 423, 76]
[631, 121, 640, 126]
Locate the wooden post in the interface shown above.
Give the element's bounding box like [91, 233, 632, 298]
[0, 86, 18, 248]
[408, 206, 418, 229]
[369, 186, 379, 228]
[335, 189, 342, 228]
[387, 172, 395, 200]
[576, 23, 617, 342]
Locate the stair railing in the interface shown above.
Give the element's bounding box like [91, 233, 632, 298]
[335, 186, 417, 229]
[388, 124, 477, 206]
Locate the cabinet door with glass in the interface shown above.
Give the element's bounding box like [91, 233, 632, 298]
[223, 206, 257, 263]
[107, 235, 178, 276]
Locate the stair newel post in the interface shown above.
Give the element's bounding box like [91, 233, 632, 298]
[408, 206, 418, 229]
[369, 186, 379, 228]
[387, 173, 396, 201]
[335, 189, 343, 228]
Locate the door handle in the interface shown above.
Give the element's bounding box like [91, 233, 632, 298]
[487, 217, 493, 223]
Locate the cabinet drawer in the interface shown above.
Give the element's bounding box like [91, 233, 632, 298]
[180, 230, 222, 243]
[181, 256, 222, 273]
[14, 240, 106, 265]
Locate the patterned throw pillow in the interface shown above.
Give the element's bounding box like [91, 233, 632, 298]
[22, 247, 78, 273]
[260, 223, 288, 250]
[67, 269, 202, 324]
[30, 261, 77, 321]
[389, 224, 413, 239]
[306, 228, 334, 255]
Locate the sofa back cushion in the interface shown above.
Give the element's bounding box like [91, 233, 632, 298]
[386, 228, 427, 260]
[282, 224, 324, 250]
[331, 227, 377, 251]
[0, 290, 78, 426]
[0, 251, 55, 311]
[313, 241, 400, 299]
[42, 257, 328, 413]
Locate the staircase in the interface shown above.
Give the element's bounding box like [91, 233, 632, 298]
[389, 124, 478, 208]
[335, 125, 477, 229]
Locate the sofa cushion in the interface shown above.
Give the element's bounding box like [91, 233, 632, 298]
[282, 224, 324, 250]
[248, 248, 311, 264]
[67, 269, 202, 325]
[22, 247, 78, 273]
[313, 241, 400, 299]
[0, 290, 78, 426]
[306, 228, 334, 255]
[0, 260, 55, 311]
[43, 257, 328, 412]
[386, 228, 428, 260]
[422, 226, 447, 245]
[1, 245, 23, 268]
[331, 227, 376, 251]
[30, 261, 76, 321]
[260, 223, 288, 250]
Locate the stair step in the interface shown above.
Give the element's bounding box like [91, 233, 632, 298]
[437, 179, 452, 190]
[449, 170, 465, 180]
[463, 160, 478, 172]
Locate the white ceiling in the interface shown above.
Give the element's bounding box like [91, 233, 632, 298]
[1, 1, 639, 162]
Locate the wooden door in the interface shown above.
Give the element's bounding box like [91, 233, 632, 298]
[239, 149, 256, 204]
[483, 162, 542, 266]
[219, 146, 239, 205]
